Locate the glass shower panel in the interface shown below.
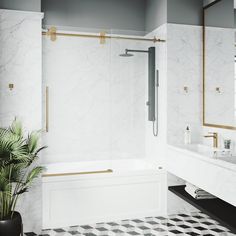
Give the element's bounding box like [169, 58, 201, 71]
[109, 29, 154, 163]
[42, 27, 113, 171]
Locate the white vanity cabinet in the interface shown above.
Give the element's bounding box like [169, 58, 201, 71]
[167, 145, 236, 207]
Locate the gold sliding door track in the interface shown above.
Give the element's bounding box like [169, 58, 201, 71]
[42, 27, 166, 44]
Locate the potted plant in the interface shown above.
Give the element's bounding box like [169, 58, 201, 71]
[0, 119, 46, 236]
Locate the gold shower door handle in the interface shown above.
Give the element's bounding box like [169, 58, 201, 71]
[45, 86, 49, 132]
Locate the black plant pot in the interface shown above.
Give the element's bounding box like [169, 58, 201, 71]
[0, 212, 23, 236]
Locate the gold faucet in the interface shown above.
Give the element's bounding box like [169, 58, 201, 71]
[204, 132, 218, 148]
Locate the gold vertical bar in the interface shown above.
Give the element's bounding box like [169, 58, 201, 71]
[46, 86, 49, 132]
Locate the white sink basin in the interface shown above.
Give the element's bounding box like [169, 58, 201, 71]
[186, 144, 219, 156]
[181, 144, 236, 164]
[218, 156, 236, 164]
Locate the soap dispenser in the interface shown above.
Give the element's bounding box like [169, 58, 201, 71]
[184, 126, 191, 145]
[223, 139, 232, 157]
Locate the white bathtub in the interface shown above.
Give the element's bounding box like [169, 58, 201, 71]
[42, 159, 167, 229]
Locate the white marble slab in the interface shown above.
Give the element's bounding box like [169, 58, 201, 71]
[0, 9, 43, 233]
[167, 24, 202, 146]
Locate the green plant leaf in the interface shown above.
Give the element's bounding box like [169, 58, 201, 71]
[24, 166, 45, 187]
[0, 120, 47, 220]
[27, 131, 40, 154]
[9, 119, 23, 138]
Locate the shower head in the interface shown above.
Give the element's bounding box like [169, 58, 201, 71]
[119, 53, 134, 57]
[119, 48, 150, 57]
[119, 49, 134, 57]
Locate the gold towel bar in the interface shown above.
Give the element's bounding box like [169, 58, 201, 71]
[42, 169, 113, 177]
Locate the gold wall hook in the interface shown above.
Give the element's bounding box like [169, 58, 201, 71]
[46, 27, 57, 41]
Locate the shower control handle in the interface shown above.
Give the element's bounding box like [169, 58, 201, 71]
[146, 101, 150, 106]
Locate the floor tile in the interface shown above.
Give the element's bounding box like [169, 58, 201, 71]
[25, 212, 236, 236]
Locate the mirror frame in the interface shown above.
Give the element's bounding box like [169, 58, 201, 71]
[203, 0, 236, 130]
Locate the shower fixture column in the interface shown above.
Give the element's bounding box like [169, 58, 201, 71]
[119, 47, 158, 136]
[148, 47, 156, 122]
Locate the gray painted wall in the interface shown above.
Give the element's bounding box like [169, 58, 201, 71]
[0, 0, 212, 34]
[0, 0, 41, 12]
[2, 0, 233, 35]
[145, 0, 167, 32]
[167, 0, 203, 26]
[42, 0, 146, 33]
[205, 0, 234, 28]
[204, 0, 217, 6]
[145, 0, 204, 31]
[234, 9, 236, 28]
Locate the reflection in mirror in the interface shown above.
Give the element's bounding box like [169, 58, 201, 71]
[203, 0, 236, 129]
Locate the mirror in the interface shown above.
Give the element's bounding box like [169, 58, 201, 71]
[203, 0, 236, 129]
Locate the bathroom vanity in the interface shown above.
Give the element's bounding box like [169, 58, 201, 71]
[166, 144, 236, 232]
[167, 144, 236, 206]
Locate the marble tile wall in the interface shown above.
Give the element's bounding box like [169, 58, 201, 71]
[166, 24, 236, 153]
[0, 9, 43, 130]
[167, 24, 203, 147]
[0, 9, 44, 233]
[166, 24, 203, 215]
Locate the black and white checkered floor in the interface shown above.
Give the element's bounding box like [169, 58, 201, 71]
[24, 212, 236, 236]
